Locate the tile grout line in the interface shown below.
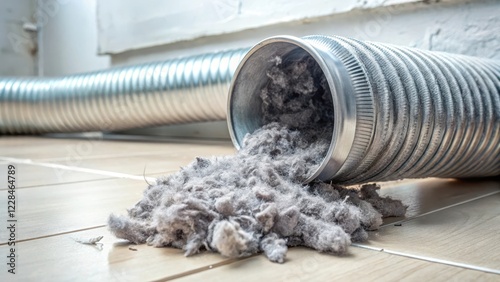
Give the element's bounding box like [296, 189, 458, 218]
[380, 190, 500, 228]
[0, 176, 117, 191]
[0, 225, 107, 246]
[352, 244, 500, 275]
[354, 191, 500, 275]
[157, 255, 258, 281]
[34, 150, 186, 162]
[0, 156, 157, 182]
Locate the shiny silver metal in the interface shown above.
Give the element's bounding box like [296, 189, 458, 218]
[227, 35, 500, 184]
[1, 35, 498, 184]
[0, 48, 248, 134]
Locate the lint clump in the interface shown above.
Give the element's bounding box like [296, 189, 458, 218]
[108, 55, 407, 263]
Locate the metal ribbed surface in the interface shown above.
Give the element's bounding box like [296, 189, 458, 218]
[305, 35, 500, 183]
[228, 35, 499, 184]
[2, 34, 499, 183]
[0, 48, 248, 134]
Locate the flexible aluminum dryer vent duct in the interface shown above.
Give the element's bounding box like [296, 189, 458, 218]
[0, 48, 248, 134]
[228, 35, 500, 184]
[0, 35, 498, 184]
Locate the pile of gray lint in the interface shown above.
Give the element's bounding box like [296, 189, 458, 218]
[108, 55, 407, 263]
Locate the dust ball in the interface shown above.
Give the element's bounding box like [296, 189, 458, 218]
[108, 55, 406, 263]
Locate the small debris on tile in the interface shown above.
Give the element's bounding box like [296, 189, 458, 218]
[72, 235, 103, 245]
[128, 246, 138, 251]
[72, 235, 104, 250]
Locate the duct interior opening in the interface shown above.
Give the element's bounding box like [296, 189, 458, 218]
[228, 41, 335, 180]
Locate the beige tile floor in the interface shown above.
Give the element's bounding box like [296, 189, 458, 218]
[0, 135, 498, 281]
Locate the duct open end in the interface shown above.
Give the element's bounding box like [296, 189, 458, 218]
[227, 36, 357, 183]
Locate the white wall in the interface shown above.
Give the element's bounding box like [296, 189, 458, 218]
[107, 0, 500, 67]
[39, 0, 109, 76]
[0, 0, 36, 76]
[97, 0, 416, 54]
